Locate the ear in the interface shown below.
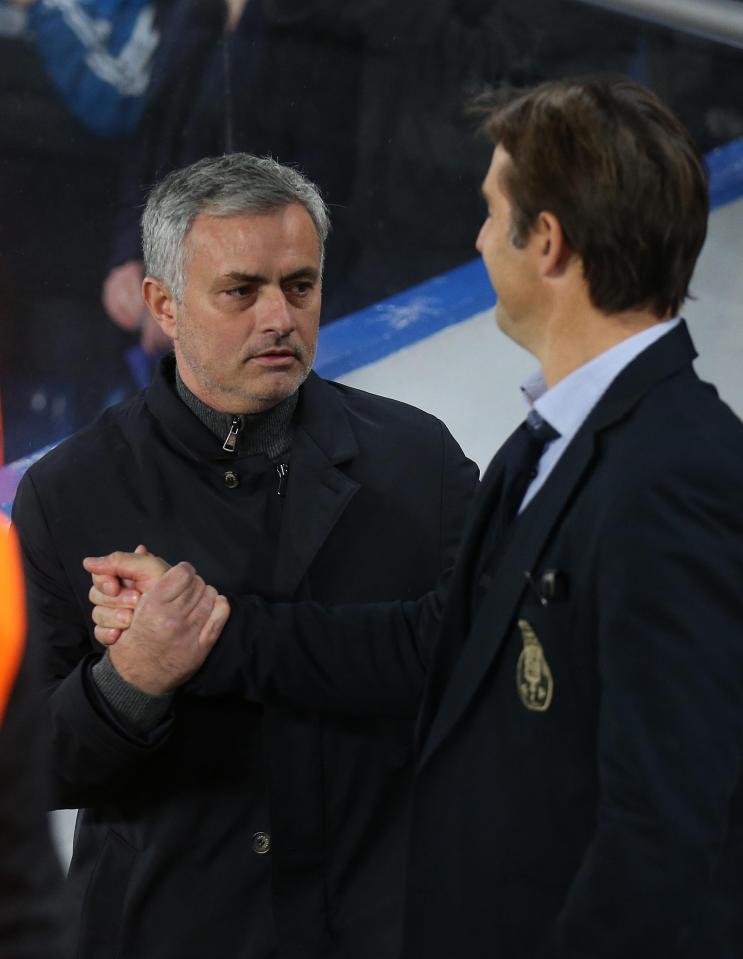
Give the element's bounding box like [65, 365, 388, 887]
[532, 211, 571, 278]
[142, 277, 178, 340]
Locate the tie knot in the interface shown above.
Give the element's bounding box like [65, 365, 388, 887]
[525, 409, 560, 446]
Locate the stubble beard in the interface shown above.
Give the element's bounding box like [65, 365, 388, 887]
[176, 326, 316, 414]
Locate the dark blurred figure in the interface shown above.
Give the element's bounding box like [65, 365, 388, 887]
[104, 0, 641, 328]
[264, 0, 642, 318]
[632, 22, 743, 152]
[0, 521, 65, 959]
[103, 0, 362, 339]
[0, 0, 157, 462]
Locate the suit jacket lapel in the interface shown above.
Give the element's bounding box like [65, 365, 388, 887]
[418, 430, 596, 767]
[417, 319, 698, 768]
[414, 425, 522, 747]
[273, 374, 360, 598]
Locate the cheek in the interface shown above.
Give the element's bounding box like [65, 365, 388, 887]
[297, 312, 320, 351]
[182, 317, 237, 364]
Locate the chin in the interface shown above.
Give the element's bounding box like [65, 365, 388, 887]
[494, 302, 511, 335]
[249, 372, 306, 409]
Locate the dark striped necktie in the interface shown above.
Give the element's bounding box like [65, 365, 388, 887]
[472, 410, 560, 608]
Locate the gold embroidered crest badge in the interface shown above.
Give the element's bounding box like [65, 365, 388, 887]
[516, 619, 553, 712]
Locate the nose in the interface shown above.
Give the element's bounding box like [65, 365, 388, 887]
[475, 221, 486, 253]
[258, 287, 295, 336]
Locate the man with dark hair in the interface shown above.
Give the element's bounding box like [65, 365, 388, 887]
[482, 76, 708, 318]
[88, 76, 743, 957]
[11, 153, 477, 959]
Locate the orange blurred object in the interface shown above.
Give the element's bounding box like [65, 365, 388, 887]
[0, 521, 26, 727]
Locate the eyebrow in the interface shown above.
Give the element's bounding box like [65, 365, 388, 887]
[218, 267, 320, 285]
[282, 267, 320, 283]
[220, 271, 265, 284]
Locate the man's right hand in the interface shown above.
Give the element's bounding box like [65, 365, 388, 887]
[83, 553, 230, 696]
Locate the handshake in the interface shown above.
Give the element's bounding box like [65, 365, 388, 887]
[83, 548, 231, 696]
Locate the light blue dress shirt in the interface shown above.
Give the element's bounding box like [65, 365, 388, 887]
[518, 317, 680, 513]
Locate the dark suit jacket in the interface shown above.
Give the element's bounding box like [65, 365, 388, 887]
[404, 320, 743, 958]
[12, 362, 477, 959]
[205, 322, 743, 958]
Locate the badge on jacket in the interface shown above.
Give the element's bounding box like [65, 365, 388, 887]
[516, 619, 553, 711]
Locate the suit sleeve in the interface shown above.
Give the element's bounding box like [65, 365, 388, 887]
[12, 472, 173, 810]
[190, 420, 479, 715]
[541, 454, 743, 956]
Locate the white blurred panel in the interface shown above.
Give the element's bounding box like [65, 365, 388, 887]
[685, 197, 743, 414]
[340, 198, 743, 472]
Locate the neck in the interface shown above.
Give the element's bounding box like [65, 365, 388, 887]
[534, 303, 664, 388]
[174, 366, 298, 461]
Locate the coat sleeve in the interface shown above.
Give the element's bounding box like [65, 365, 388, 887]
[190, 419, 479, 715]
[435, 418, 480, 576]
[540, 453, 743, 956]
[190, 592, 435, 717]
[12, 472, 173, 810]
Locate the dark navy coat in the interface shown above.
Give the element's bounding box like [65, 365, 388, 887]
[204, 322, 743, 958]
[12, 361, 477, 959]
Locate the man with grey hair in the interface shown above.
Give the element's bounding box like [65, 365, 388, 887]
[12, 153, 477, 959]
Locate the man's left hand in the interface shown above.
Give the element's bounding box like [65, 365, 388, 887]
[84, 548, 168, 645]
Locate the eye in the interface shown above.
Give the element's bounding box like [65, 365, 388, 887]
[285, 280, 315, 299]
[224, 284, 252, 298]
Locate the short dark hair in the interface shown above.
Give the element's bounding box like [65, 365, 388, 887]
[481, 76, 709, 318]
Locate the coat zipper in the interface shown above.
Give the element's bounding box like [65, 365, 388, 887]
[276, 463, 289, 497]
[222, 416, 241, 452]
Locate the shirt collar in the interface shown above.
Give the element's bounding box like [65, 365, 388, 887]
[520, 317, 680, 443]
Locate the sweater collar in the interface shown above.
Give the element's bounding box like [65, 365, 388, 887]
[145, 356, 358, 465]
[174, 365, 297, 461]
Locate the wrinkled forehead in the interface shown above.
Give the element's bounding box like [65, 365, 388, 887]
[182, 205, 322, 270]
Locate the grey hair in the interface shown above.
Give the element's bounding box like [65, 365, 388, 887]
[141, 153, 330, 301]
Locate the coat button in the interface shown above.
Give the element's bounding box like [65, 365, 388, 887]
[224, 470, 240, 489]
[252, 831, 271, 855]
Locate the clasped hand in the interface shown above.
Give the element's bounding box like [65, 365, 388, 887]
[82, 547, 230, 696]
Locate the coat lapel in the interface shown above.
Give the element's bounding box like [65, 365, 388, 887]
[417, 320, 698, 769]
[273, 374, 360, 598]
[414, 425, 522, 747]
[418, 430, 596, 768]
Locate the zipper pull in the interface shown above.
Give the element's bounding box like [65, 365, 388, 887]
[276, 463, 289, 497]
[222, 416, 241, 453]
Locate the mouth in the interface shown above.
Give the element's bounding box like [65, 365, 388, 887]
[249, 349, 299, 367]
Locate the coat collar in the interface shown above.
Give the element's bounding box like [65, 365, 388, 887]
[144, 359, 359, 465]
[272, 373, 361, 597]
[417, 320, 698, 768]
[144, 355, 239, 462]
[145, 360, 361, 597]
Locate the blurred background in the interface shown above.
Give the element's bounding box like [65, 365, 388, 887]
[1, 0, 743, 874]
[1, 0, 742, 489]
